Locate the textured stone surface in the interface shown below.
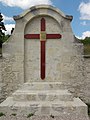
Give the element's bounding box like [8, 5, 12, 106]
[13, 90, 73, 101]
[12, 82, 73, 102]
[0, 59, 3, 102]
[19, 82, 64, 90]
[83, 58, 90, 103]
[0, 96, 89, 119]
[0, 55, 23, 102]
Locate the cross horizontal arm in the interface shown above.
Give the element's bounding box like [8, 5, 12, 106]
[46, 34, 62, 39]
[24, 34, 40, 39]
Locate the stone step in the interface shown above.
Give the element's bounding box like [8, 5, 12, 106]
[0, 97, 88, 117]
[19, 82, 65, 91]
[13, 90, 73, 101]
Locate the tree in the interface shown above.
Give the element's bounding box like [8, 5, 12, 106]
[0, 13, 7, 56]
[0, 13, 7, 47]
[80, 37, 90, 56]
[81, 37, 90, 45]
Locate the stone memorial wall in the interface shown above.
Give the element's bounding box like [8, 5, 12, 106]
[0, 5, 89, 105]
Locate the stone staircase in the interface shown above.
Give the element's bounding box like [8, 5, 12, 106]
[0, 82, 89, 120]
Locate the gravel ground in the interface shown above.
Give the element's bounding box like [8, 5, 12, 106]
[0, 115, 89, 120]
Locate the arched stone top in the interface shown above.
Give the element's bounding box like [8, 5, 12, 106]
[13, 5, 73, 21]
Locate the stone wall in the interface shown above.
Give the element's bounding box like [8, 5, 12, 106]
[1, 56, 20, 99]
[0, 58, 2, 102]
[0, 55, 22, 103]
[63, 44, 90, 104]
[83, 57, 90, 103]
[60, 43, 86, 101]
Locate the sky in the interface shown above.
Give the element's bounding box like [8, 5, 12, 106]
[0, 0, 90, 39]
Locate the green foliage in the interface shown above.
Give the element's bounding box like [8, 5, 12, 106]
[0, 48, 2, 55]
[79, 37, 90, 56]
[86, 103, 90, 116]
[81, 37, 90, 45]
[84, 45, 90, 56]
[0, 33, 10, 44]
[0, 112, 5, 117]
[27, 113, 34, 118]
[50, 115, 54, 118]
[11, 113, 17, 116]
[0, 13, 9, 48]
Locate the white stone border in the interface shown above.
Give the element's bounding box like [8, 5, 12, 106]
[13, 5, 73, 21]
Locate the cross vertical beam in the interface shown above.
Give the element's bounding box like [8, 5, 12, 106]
[41, 41, 45, 79]
[40, 18, 46, 79]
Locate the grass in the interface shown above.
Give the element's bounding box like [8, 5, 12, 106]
[0, 112, 5, 117]
[84, 45, 90, 56]
[0, 48, 2, 55]
[86, 103, 90, 116]
[27, 113, 34, 118]
[76, 37, 90, 56]
[11, 113, 17, 116]
[50, 115, 54, 118]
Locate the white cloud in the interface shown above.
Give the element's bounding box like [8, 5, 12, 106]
[3, 24, 15, 35]
[82, 31, 90, 39]
[2, 14, 14, 23]
[0, 0, 52, 9]
[77, 31, 90, 39]
[78, 1, 90, 20]
[1, 14, 14, 34]
[80, 21, 87, 26]
[76, 36, 82, 40]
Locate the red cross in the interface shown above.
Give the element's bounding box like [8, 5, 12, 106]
[24, 18, 62, 80]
